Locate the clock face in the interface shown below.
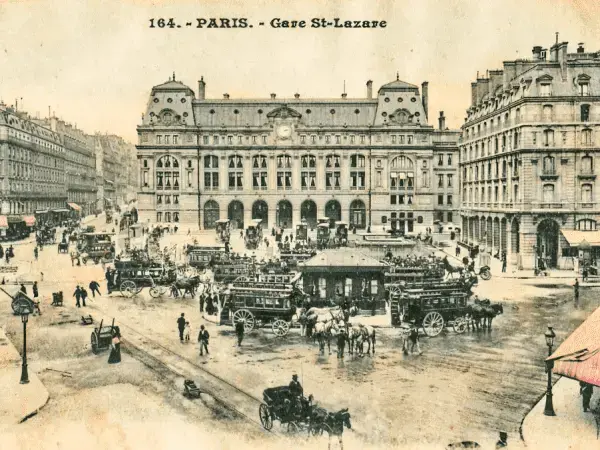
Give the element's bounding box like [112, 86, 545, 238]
[277, 125, 292, 138]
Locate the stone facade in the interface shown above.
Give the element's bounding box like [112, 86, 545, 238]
[94, 134, 138, 209]
[459, 40, 600, 269]
[136, 75, 459, 231]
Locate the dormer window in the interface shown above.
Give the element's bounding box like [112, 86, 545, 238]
[540, 84, 551, 97]
[580, 83, 589, 96]
[576, 74, 591, 96]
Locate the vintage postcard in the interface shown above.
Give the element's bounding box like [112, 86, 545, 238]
[0, 0, 599, 449]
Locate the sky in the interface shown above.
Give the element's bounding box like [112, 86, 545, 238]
[0, 0, 599, 142]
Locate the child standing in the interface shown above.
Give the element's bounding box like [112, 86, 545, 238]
[184, 321, 191, 342]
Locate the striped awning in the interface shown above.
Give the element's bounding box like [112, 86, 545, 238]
[0, 216, 7, 229]
[548, 306, 600, 387]
[67, 203, 81, 211]
[23, 216, 35, 227]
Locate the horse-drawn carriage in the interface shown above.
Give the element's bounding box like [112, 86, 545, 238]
[213, 259, 256, 283]
[223, 272, 305, 335]
[215, 219, 231, 243]
[334, 221, 349, 247]
[37, 227, 56, 245]
[295, 222, 308, 245]
[80, 243, 114, 265]
[260, 386, 314, 433]
[316, 223, 331, 250]
[186, 244, 228, 270]
[57, 240, 69, 253]
[114, 260, 178, 297]
[244, 219, 262, 249]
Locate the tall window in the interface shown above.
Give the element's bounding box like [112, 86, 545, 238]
[438, 174, 444, 188]
[228, 155, 243, 190]
[581, 104, 590, 122]
[579, 82, 590, 96]
[325, 154, 341, 190]
[350, 154, 365, 190]
[156, 155, 179, 191]
[301, 155, 316, 190]
[540, 83, 551, 96]
[581, 184, 593, 203]
[252, 155, 267, 190]
[543, 156, 555, 174]
[582, 129, 593, 146]
[542, 105, 553, 121]
[543, 184, 555, 203]
[577, 219, 596, 230]
[203, 155, 219, 190]
[277, 154, 292, 190]
[447, 174, 453, 187]
[390, 156, 414, 192]
[543, 129, 554, 147]
[582, 155, 593, 174]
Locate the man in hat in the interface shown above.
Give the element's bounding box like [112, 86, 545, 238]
[336, 328, 347, 359]
[408, 322, 422, 356]
[289, 374, 303, 398]
[235, 318, 245, 347]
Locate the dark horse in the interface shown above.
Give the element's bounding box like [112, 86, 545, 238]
[466, 298, 504, 330]
[443, 256, 463, 279]
[171, 275, 201, 297]
[310, 407, 352, 449]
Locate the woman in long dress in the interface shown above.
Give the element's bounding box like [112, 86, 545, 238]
[108, 327, 121, 364]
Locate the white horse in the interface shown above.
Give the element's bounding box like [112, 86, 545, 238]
[313, 319, 340, 355]
[348, 323, 376, 356]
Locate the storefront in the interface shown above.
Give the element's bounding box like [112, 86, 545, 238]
[559, 230, 600, 269]
[67, 202, 82, 220]
[51, 208, 70, 225]
[300, 248, 386, 313]
[34, 210, 49, 226]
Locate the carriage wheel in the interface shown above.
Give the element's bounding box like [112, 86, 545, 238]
[120, 280, 137, 297]
[93, 257, 100, 265]
[453, 317, 467, 334]
[480, 269, 492, 281]
[233, 309, 255, 332]
[422, 311, 444, 337]
[259, 404, 273, 430]
[272, 320, 290, 337]
[91, 332, 99, 354]
[82, 257, 88, 265]
[287, 422, 299, 434]
[11, 300, 19, 314]
[149, 287, 162, 298]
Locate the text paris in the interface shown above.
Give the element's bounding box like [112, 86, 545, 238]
[270, 18, 387, 29]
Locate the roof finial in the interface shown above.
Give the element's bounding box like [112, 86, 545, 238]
[555, 32, 559, 45]
[396, 72, 399, 81]
[173, 71, 176, 81]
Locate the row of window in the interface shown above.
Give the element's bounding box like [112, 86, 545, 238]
[5, 127, 63, 154]
[463, 185, 519, 204]
[198, 134, 420, 146]
[156, 195, 179, 205]
[156, 212, 180, 223]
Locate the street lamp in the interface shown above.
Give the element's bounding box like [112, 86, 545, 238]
[543, 325, 556, 416]
[20, 306, 31, 384]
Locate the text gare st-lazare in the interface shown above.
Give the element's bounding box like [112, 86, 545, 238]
[148, 18, 387, 29]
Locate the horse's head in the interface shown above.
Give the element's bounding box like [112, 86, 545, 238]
[493, 303, 504, 315]
[336, 409, 352, 429]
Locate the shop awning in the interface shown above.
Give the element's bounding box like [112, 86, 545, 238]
[561, 230, 600, 247]
[52, 209, 69, 213]
[0, 216, 7, 229]
[67, 203, 82, 212]
[7, 216, 23, 224]
[35, 210, 48, 215]
[23, 216, 36, 227]
[548, 307, 600, 387]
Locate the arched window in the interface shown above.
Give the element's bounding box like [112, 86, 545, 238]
[325, 154, 341, 190]
[350, 154, 365, 190]
[581, 184, 593, 203]
[390, 156, 414, 192]
[203, 155, 219, 190]
[577, 219, 596, 231]
[228, 155, 243, 190]
[276, 154, 292, 190]
[301, 155, 316, 190]
[156, 155, 180, 191]
[252, 155, 267, 190]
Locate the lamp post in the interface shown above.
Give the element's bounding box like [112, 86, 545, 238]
[543, 325, 556, 416]
[20, 306, 30, 384]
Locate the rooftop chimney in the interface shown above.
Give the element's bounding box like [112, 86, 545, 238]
[438, 111, 446, 131]
[366, 80, 373, 99]
[198, 76, 206, 100]
[532, 46, 542, 60]
[421, 81, 429, 120]
[577, 43, 585, 53]
[294, 93, 300, 99]
[341, 93, 347, 99]
[223, 93, 230, 99]
[270, 93, 276, 99]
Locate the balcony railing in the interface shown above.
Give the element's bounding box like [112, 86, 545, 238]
[533, 202, 564, 209]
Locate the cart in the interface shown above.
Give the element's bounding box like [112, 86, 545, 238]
[259, 386, 315, 433]
[183, 379, 201, 398]
[90, 318, 115, 354]
[114, 260, 177, 297]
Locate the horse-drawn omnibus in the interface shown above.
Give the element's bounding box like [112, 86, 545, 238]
[186, 243, 228, 270]
[295, 222, 308, 244]
[114, 260, 177, 297]
[318, 216, 334, 229]
[213, 259, 256, 283]
[316, 223, 330, 249]
[221, 272, 305, 336]
[334, 221, 349, 247]
[244, 219, 262, 249]
[215, 219, 231, 243]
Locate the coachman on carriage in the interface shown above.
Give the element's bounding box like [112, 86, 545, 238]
[215, 219, 231, 243]
[244, 219, 262, 249]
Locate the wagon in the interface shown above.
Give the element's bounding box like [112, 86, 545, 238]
[392, 286, 470, 336]
[213, 260, 255, 283]
[223, 272, 305, 336]
[186, 244, 228, 270]
[90, 318, 115, 354]
[81, 243, 113, 265]
[114, 260, 177, 297]
[259, 386, 314, 433]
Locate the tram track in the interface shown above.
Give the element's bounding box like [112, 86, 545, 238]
[87, 303, 281, 439]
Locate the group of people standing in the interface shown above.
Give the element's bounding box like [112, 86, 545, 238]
[177, 313, 210, 356]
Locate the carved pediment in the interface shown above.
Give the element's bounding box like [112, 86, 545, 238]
[536, 74, 553, 83]
[388, 108, 413, 125]
[266, 105, 302, 119]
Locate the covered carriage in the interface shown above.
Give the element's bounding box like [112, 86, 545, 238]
[259, 386, 316, 433]
[213, 258, 256, 283]
[295, 222, 308, 244]
[114, 260, 177, 297]
[222, 272, 304, 336]
[186, 244, 228, 270]
[334, 221, 349, 247]
[316, 223, 331, 250]
[215, 219, 231, 243]
[244, 219, 263, 249]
